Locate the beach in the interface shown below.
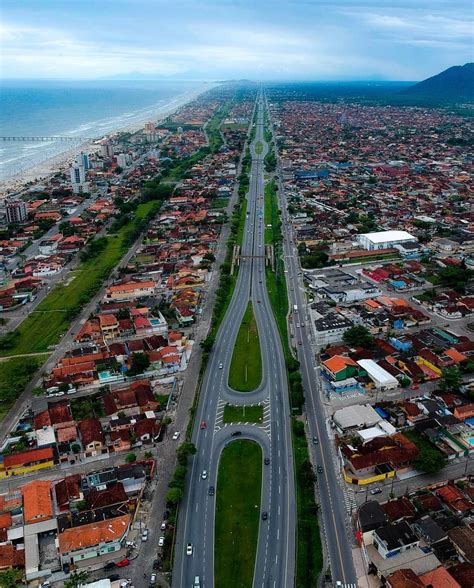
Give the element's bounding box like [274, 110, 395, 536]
[0, 83, 214, 197]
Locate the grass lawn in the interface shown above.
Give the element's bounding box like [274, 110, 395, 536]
[292, 419, 323, 587]
[154, 393, 170, 409]
[236, 198, 248, 247]
[223, 404, 263, 424]
[215, 440, 262, 588]
[264, 180, 277, 245]
[0, 357, 43, 420]
[228, 302, 262, 392]
[211, 198, 230, 210]
[255, 141, 263, 155]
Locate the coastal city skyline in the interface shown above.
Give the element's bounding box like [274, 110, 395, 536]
[1, 0, 473, 81]
[0, 2, 473, 588]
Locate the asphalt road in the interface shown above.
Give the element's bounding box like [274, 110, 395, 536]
[266, 97, 358, 586]
[173, 96, 296, 587]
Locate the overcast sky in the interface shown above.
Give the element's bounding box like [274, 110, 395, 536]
[1, 0, 472, 81]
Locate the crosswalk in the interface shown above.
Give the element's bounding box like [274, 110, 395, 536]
[214, 397, 272, 439]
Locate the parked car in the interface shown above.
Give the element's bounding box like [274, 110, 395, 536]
[153, 559, 160, 570]
[370, 487, 382, 495]
[104, 562, 116, 571]
[116, 558, 130, 567]
[312, 436, 319, 445]
[108, 575, 120, 582]
[149, 573, 157, 586]
[141, 530, 148, 542]
[200, 421, 207, 429]
[172, 432, 180, 441]
[158, 536, 165, 547]
[219, 362, 223, 369]
[160, 522, 166, 531]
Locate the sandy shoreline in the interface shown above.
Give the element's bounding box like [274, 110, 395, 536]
[0, 83, 214, 197]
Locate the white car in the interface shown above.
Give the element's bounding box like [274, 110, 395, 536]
[160, 522, 166, 531]
[172, 432, 180, 441]
[201, 470, 207, 480]
[141, 530, 148, 542]
[158, 536, 165, 547]
[186, 543, 193, 556]
[218, 362, 223, 369]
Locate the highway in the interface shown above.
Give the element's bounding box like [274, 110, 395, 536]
[173, 95, 296, 587]
[266, 95, 358, 586]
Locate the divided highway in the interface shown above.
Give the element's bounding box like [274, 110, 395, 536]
[266, 95, 358, 586]
[173, 95, 296, 587]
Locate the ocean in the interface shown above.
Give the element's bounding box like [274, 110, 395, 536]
[0, 80, 207, 183]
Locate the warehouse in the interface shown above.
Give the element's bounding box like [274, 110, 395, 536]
[357, 359, 399, 390]
[357, 230, 417, 251]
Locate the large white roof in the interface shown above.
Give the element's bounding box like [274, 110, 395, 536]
[357, 359, 398, 385]
[333, 404, 381, 429]
[361, 230, 415, 244]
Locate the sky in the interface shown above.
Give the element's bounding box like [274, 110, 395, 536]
[0, 0, 472, 81]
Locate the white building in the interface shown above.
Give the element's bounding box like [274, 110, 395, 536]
[357, 230, 417, 251]
[76, 151, 90, 170]
[116, 153, 130, 169]
[357, 359, 399, 390]
[70, 164, 89, 194]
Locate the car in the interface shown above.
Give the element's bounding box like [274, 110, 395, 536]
[172, 432, 180, 441]
[108, 575, 120, 582]
[163, 510, 170, 520]
[104, 562, 116, 571]
[313, 436, 319, 445]
[317, 465, 324, 474]
[410, 384, 419, 390]
[231, 431, 242, 437]
[153, 559, 160, 570]
[257, 300, 261, 303]
[208, 486, 215, 496]
[149, 573, 157, 586]
[160, 522, 166, 531]
[261, 511, 268, 520]
[298, 340, 302, 345]
[158, 536, 165, 547]
[370, 487, 382, 495]
[218, 362, 223, 369]
[194, 576, 201, 588]
[200, 421, 207, 430]
[201, 470, 207, 480]
[141, 530, 148, 542]
[264, 457, 270, 465]
[301, 322, 305, 327]
[116, 558, 130, 567]
[186, 543, 193, 556]
[66, 389, 76, 395]
[259, 280, 262, 284]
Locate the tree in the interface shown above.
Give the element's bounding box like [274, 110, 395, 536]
[439, 266, 473, 293]
[177, 442, 196, 465]
[0, 568, 23, 587]
[414, 449, 447, 474]
[71, 443, 81, 454]
[65, 570, 89, 588]
[439, 366, 463, 392]
[343, 325, 373, 349]
[126, 453, 137, 464]
[166, 487, 183, 506]
[128, 352, 150, 376]
[144, 451, 153, 459]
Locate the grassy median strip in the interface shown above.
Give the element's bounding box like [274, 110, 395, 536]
[215, 440, 262, 588]
[228, 302, 262, 392]
[293, 419, 323, 588]
[255, 141, 263, 154]
[223, 404, 263, 424]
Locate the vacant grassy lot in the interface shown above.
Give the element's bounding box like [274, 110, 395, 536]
[223, 404, 264, 424]
[228, 302, 262, 392]
[0, 357, 43, 420]
[215, 440, 262, 588]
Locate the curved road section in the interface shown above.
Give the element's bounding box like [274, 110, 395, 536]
[173, 95, 296, 588]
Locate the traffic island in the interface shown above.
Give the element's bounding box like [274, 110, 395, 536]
[215, 440, 262, 588]
[228, 302, 262, 392]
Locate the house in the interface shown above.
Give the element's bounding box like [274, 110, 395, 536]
[54, 475, 82, 512]
[58, 513, 130, 566]
[386, 568, 424, 588]
[78, 419, 105, 457]
[373, 521, 419, 559]
[0, 544, 25, 571]
[448, 527, 474, 564]
[414, 516, 447, 545]
[105, 280, 156, 301]
[0, 447, 55, 476]
[322, 355, 360, 381]
[21, 480, 53, 525]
